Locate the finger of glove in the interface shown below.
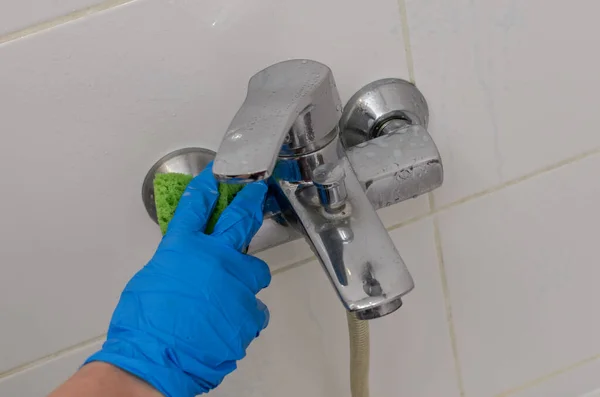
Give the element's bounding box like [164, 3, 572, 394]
[256, 298, 270, 330]
[168, 164, 219, 234]
[222, 254, 271, 295]
[239, 298, 271, 351]
[211, 181, 267, 251]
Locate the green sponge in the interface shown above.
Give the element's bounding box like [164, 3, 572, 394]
[153, 172, 243, 236]
[154, 173, 193, 235]
[205, 182, 244, 234]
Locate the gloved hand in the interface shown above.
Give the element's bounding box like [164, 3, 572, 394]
[85, 165, 271, 397]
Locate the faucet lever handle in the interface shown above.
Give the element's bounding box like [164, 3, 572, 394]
[213, 60, 342, 183]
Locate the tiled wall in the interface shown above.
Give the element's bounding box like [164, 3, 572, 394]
[1, 0, 599, 396]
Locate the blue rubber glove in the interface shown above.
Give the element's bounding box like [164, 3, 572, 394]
[85, 165, 271, 397]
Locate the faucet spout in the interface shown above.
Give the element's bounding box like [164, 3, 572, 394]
[213, 60, 341, 183]
[282, 155, 415, 319]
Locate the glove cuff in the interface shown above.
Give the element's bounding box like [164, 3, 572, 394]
[84, 350, 204, 397]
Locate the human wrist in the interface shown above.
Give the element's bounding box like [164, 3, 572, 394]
[49, 362, 163, 397]
[85, 362, 163, 397]
[84, 340, 209, 397]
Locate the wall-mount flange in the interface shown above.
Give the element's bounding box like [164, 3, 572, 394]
[339, 78, 429, 148]
[141, 147, 215, 224]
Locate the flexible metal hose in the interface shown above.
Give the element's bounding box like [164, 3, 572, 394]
[347, 311, 370, 397]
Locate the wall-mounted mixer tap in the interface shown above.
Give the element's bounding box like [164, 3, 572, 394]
[212, 60, 441, 319]
[142, 59, 443, 319]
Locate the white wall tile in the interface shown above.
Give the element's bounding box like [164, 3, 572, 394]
[509, 357, 600, 397]
[378, 195, 430, 228]
[0, 342, 101, 397]
[0, 0, 410, 373]
[212, 219, 461, 397]
[0, 0, 105, 37]
[437, 153, 600, 396]
[406, 0, 600, 207]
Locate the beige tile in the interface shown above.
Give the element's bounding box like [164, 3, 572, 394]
[0, 0, 410, 372]
[406, 0, 600, 207]
[0, 342, 101, 397]
[437, 153, 600, 396]
[213, 219, 461, 397]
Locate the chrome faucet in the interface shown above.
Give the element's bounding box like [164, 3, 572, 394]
[210, 60, 443, 319]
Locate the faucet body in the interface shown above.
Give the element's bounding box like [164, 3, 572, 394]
[213, 60, 440, 319]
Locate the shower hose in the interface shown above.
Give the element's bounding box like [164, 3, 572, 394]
[347, 311, 370, 397]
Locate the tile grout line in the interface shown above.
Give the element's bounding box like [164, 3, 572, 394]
[0, 0, 138, 45]
[0, 334, 106, 380]
[386, 144, 600, 234]
[396, 3, 471, 389]
[386, 210, 433, 233]
[3, 144, 600, 382]
[433, 216, 466, 396]
[271, 255, 316, 276]
[495, 354, 600, 397]
[435, 146, 600, 214]
[395, 0, 468, 388]
[396, 0, 416, 83]
[428, 191, 436, 213]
